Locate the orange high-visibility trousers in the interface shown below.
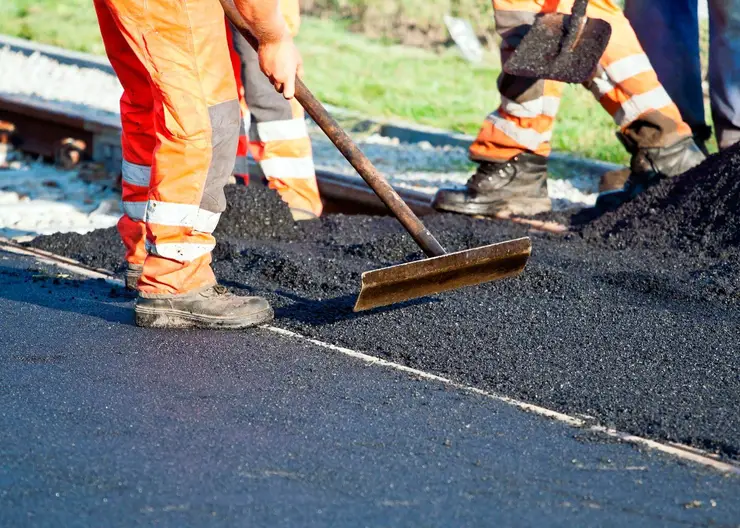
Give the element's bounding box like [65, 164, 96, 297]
[94, 0, 240, 296]
[470, 0, 693, 163]
[226, 0, 323, 218]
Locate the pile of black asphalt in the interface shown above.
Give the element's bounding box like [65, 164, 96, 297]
[29, 148, 740, 461]
[584, 142, 740, 255]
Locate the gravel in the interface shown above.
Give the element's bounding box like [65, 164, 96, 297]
[29, 178, 740, 460]
[0, 44, 611, 213]
[215, 184, 299, 241]
[0, 160, 120, 239]
[0, 47, 122, 120]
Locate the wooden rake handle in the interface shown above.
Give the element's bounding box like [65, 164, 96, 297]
[221, 0, 446, 258]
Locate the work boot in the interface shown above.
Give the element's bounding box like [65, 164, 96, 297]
[134, 284, 274, 329]
[433, 152, 551, 216]
[690, 123, 713, 157]
[595, 134, 706, 210]
[125, 263, 143, 291]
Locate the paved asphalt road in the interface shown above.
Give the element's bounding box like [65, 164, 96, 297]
[1, 250, 739, 527]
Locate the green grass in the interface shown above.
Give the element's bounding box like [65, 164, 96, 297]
[297, 18, 628, 163]
[0, 0, 106, 55]
[0, 2, 639, 163]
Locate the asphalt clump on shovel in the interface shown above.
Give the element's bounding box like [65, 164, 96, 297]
[27, 171, 740, 461]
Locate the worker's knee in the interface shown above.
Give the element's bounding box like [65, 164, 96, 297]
[200, 98, 240, 216]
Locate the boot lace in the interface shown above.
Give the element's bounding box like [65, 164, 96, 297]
[212, 285, 228, 296]
[468, 161, 510, 189]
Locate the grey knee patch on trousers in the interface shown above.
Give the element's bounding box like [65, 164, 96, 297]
[200, 98, 240, 214]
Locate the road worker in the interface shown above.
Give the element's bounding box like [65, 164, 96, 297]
[624, 0, 740, 152]
[433, 0, 707, 217]
[226, 0, 323, 221]
[94, 0, 300, 328]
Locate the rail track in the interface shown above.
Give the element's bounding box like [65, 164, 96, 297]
[0, 34, 434, 216]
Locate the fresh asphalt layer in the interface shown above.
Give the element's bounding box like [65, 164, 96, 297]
[2, 251, 740, 527]
[31, 202, 740, 461]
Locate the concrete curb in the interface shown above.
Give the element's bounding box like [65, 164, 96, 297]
[378, 122, 624, 173]
[325, 107, 624, 175]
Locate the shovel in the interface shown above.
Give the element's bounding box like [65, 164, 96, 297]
[502, 0, 612, 84]
[222, 2, 532, 312]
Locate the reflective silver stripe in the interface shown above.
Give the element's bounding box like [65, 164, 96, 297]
[146, 240, 215, 262]
[126, 200, 221, 231]
[500, 96, 560, 119]
[588, 71, 615, 99]
[614, 86, 673, 127]
[145, 201, 223, 232]
[590, 55, 656, 101]
[604, 54, 653, 84]
[487, 111, 553, 151]
[239, 113, 252, 137]
[121, 160, 151, 187]
[259, 156, 315, 179]
[122, 201, 146, 221]
[255, 118, 308, 142]
[145, 201, 199, 227]
[193, 209, 221, 233]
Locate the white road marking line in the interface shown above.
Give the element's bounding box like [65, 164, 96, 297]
[2, 240, 739, 476]
[266, 325, 584, 426]
[264, 326, 740, 475]
[0, 241, 123, 287]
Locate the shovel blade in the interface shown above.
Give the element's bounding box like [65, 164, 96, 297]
[354, 237, 531, 312]
[503, 14, 611, 83]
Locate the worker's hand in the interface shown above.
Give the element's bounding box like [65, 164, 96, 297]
[258, 33, 303, 99]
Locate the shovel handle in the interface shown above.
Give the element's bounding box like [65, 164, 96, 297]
[221, 0, 446, 258]
[572, 0, 588, 18]
[293, 80, 446, 258]
[563, 0, 588, 51]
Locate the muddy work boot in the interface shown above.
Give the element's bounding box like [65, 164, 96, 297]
[134, 285, 274, 329]
[125, 263, 143, 291]
[596, 134, 706, 210]
[433, 153, 551, 216]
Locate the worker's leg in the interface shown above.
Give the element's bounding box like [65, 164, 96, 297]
[94, 0, 153, 288]
[96, 0, 272, 328]
[468, 1, 565, 163]
[98, 0, 238, 293]
[225, 21, 252, 183]
[582, 0, 693, 147]
[583, 0, 705, 208]
[229, 3, 323, 220]
[434, 0, 561, 216]
[623, 0, 708, 140]
[708, 0, 740, 149]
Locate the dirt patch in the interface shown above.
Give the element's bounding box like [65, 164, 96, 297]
[301, 0, 497, 50]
